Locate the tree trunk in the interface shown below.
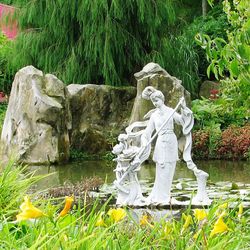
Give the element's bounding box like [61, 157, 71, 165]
[202, 0, 208, 16]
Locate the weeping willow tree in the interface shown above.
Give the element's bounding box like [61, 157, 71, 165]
[7, 0, 177, 86]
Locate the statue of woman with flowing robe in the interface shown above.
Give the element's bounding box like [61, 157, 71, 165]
[113, 85, 211, 206]
[140, 86, 187, 205]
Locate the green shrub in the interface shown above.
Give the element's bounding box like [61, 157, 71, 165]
[192, 123, 250, 160]
[0, 32, 12, 93]
[0, 103, 7, 134]
[7, 0, 177, 87]
[192, 97, 248, 130]
[195, 0, 250, 128]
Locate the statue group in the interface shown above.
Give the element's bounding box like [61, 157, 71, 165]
[112, 86, 211, 206]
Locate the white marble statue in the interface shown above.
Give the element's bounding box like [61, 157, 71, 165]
[113, 86, 211, 206]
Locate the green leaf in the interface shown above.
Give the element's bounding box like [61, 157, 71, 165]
[238, 44, 250, 61]
[207, 63, 212, 78]
[230, 59, 240, 77]
[213, 65, 219, 80]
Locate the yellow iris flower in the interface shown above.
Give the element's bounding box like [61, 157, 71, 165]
[210, 216, 229, 237]
[162, 222, 173, 240]
[216, 202, 228, 216]
[139, 214, 153, 228]
[194, 209, 207, 221]
[218, 203, 228, 209]
[181, 214, 192, 234]
[16, 196, 45, 221]
[59, 196, 74, 217]
[238, 203, 243, 218]
[108, 208, 126, 222]
[95, 212, 107, 227]
[193, 229, 202, 239]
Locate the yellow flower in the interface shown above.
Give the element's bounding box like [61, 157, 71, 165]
[139, 214, 153, 228]
[59, 196, 74, 217]
[193, 229, 202, 240]
[95, 212, 107, 227]
[164, 222, 173, 235]
[210, 216, 229, 237]
[108, 208, 126, 222]
[194, 209, 207, 221]
[218, 203, 228, 209]
[181, 214, 192, 234]
[216, 202, 228, 216]
[238, 203, 243, 218]
[16, 196, 45, 221]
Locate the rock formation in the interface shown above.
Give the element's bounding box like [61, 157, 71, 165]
[0, 66, 71, 164]
[67, 84, 136, 154]
[130, 62, 191, 124]
[0, 63, 192, 163]
[199, 80, 220, 99]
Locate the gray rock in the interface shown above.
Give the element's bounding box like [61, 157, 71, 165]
[130, 62, 191, 140]
[67, 84, 136, 154]
[0, 66, 71, 164]
[130, 62, 191, 124]
[199, 80, 220, 99]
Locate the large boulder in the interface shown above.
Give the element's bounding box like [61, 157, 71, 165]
[67, 84, 136, 154]
[130, 62, 191, 124]
[199, 80, 220, 99]
[0, 66, 71, 164]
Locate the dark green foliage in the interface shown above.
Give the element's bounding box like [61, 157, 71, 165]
[3, 1, 229, 97]
[0, 1, 15, 4]
[0, 32, 12, 93]
[156, 4, 229, 96]
[7, 0, 177, 86]
[0, 103, 7, 133]
[182, 3, 230, 81]
[152, 35, 200, 95]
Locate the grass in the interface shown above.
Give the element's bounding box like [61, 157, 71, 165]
[0, 198, 249, 249]
[0, 160, 249, 249]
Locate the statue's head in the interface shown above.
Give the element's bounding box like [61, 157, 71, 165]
[142, 86, 165, 103]
[112, 143, 124, 155]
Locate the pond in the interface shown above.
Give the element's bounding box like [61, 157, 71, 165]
[29, 159, 250, 218]
[30, 160, 250, 190]
[30, 160, 250, 199]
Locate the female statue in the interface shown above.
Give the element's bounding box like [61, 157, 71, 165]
[140, 86, 186, 205]
[113, 85, 211, 206]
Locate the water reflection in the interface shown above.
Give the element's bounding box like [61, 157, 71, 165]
[29, 160, 250, 191]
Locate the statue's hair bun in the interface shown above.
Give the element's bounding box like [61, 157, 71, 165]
[142, 86, 157, 100]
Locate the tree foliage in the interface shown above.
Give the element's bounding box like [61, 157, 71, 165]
[7, 0, 177, 86]
[193, 0, 249, 129]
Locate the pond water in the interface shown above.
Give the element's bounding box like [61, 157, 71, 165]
[28, 159, 250, 218]
[30, 160, 250, 190]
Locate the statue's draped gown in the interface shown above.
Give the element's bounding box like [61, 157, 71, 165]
[141, 105, 184, 204]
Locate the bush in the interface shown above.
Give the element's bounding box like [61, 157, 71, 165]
[192, 97, 248, 130]
[192, 123, 250, 160]
[218, 124, 250, 160]
[192, 130, 210, 159]
[0, 32, 12, 93]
